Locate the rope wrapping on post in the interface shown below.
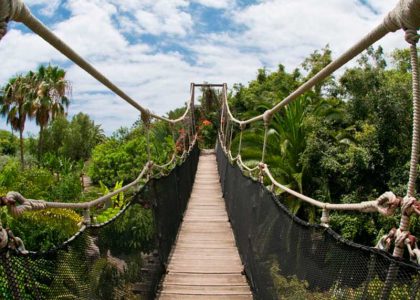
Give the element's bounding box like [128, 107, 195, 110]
[3, 191, 47, 217]
[384, 0, 420, 32]
[375, 228, 397, 251]
[390, 28, 419, 262]
[0, 0, 30, 40]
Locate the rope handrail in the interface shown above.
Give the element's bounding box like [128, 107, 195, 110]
[262, 162, 400, 214]
[218, 134, 401, 223]
[220, 0, 420, 126]
[1, 134, 197, 217]
[0, 0, 196, 125]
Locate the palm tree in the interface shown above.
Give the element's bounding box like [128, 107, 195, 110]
[30, 65, 71, 159]
[232, 96, 346, 221]
[0, 75, 32, 168]
[234, 98, 306, 191]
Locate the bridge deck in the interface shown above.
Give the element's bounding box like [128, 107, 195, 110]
[158, 151, 253, 299]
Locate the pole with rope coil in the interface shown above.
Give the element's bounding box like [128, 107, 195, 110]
[381, 26, 420, 300]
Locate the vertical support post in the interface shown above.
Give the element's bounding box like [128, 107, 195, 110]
[224, 117, 230, 149]
[83, 208, 91, 225]
[261, 110, 273, 164]
[238, 124, 244, 156]
[190, 83, 195, 138]
[381, 29, 419, 300]
[228, 123, 234, 152]
[220, 102, 225, 140]
[261, 124, 269, 164]
[320, 207, 330, 227]
[146, 126, 151, 164]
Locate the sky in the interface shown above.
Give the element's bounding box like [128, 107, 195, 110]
[0, 0, 408, 136]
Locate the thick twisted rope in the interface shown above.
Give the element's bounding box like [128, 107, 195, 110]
[263, 163, 401, 215]
[406, 30, 420, 199]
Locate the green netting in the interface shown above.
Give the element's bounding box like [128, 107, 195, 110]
[217, 142, 420, 300]
[0, 144, 199, 300]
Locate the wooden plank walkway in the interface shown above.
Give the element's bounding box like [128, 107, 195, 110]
[158, 151, 253, 299]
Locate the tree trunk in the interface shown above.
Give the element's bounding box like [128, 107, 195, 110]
[38, 126, 44, 161]
[19, 129, 24, 170]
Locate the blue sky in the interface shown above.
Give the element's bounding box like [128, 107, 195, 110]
[0, 0, 405, 135]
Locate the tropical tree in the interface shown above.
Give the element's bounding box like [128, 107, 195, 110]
[233, 98, 309, 216]
[29, 65, 71, 159]
[0, 75, 32, 168]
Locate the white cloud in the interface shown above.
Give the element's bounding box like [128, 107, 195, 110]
[107, 0, 193, 37]
[24, 0, 62, 17]
[192, 0, 236, 9]
[0, 0, 411, 136]
[229, 0, 405, 69]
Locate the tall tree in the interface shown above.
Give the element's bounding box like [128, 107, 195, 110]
[0, 75, 32, 168]
[30, 65, 70, 159]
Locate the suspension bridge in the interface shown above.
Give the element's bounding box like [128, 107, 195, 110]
[0, 0, 420, 299]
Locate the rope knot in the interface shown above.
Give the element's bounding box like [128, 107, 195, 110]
[262, 110, 273, 126]
[375, 227, 397, 251]
[0, 0, 31, 41]
[405, 234, 420, 264]
[395, 228, 410, 249]
[376, 191, 402, 216]
[405, 29, 419, 45]
[141, 110, 151, 128]
[5, 191, 47, 217]
[6, 228, 28, 254]
[0, 226, 7, 250]
[384, 0, 420, 32]
[402, 195, 416, 216]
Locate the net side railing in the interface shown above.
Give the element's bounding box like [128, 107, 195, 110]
[217, 142, 420, 300]
[0, 142, 199, 300]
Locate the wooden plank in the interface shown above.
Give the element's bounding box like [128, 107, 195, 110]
[172, 248, 238, 254]
[159, 294, 253, 300]
[163, 273, 247, 286]
[161, 285, 251, 294]
[167, 266, 243, 274]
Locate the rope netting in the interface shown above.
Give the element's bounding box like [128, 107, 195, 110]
[217, 143, 420, 299]
[0, 143, 199, 300]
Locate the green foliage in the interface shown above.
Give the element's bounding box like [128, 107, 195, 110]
[88, 137, 145, 186]
[98, 204, 155, 256]
[50, 172, 83, 202]
[89, 123, 173, 186]
[0, 157, 83, 202]
[39, 113, 105, 163]
[329, 276, 414, 300]
[1, 207, 82, 251]
[270, 259, 328, 299]
[0, 130, 18, 155]
[94, 181, 125, 224]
